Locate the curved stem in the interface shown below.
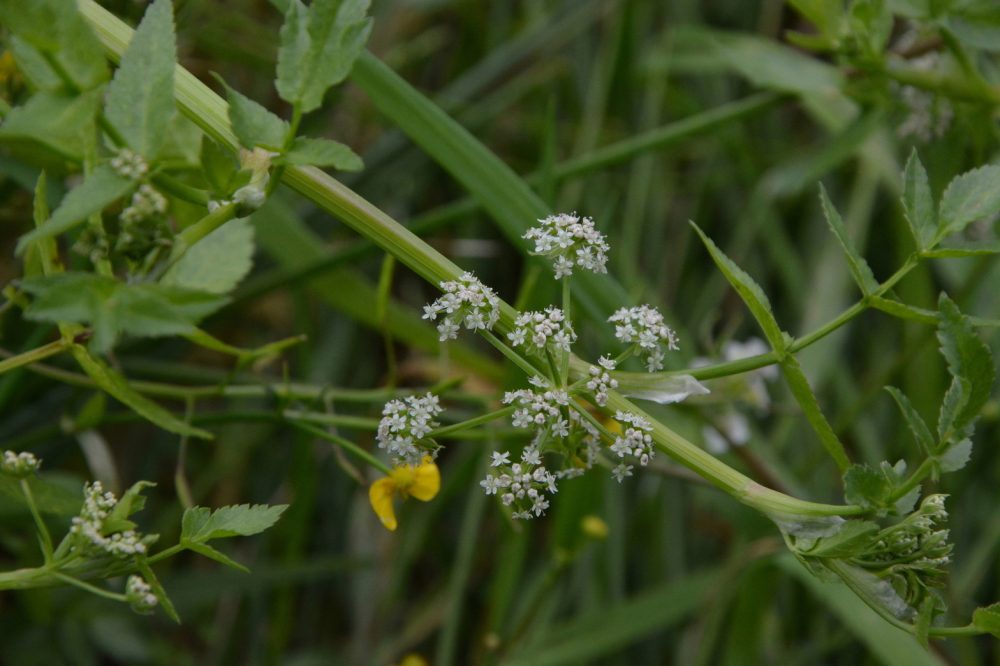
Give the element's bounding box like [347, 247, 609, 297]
[0, 339, 70, 376]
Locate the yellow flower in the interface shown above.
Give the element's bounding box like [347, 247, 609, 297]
[369, 456, 440, 531]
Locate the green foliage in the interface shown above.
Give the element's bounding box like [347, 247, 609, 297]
[818, 183, 878, 295]
[936, 295, 994, 441]
[281, 136, 362, 170]
[276, 0, 373, 113]
[162, 218, 255, 294]
[843, 460, 917, 513]
[181, 503, 289, 542]
[885, 386, 934, 455]
[973, 602, 1000, 638]
[16, 165, 135, 254]
[0, 90, 101, 162]
[21, 272, 228, 354]
[104, 0, 176, 159]
[937, 165, 1000, 239]
[902, 150, 936, 251]
[221, 79, 289, 151]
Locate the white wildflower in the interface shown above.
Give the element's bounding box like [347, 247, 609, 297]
[482, 453, 559, 520]
[1, 450, 41, 478]
[608, 305, 678, 371]
[376, 393, 444, 465]
[507, 307, 577, 354]
[586, 355, 618, 406]
[125, 575, 158, 615]
[69, 482, 147, 559]
[503, 388, 569, 433]
[611, 463, 633, 483]
[524, 212, 610, 278]
[610, 410, 655, 466]
[422, 272, 500, 341]
[119, 184, 168, 225]
[110, 149, 148, 180]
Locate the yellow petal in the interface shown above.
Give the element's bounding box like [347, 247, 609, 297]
[409, 457, 440, 502]
[369, 477, 398, 531]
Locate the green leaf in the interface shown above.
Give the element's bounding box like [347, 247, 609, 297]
[690, 222, 784, 349]
[70, 346, 212, 439]
[937, 164, 1000, 239]
[0, 90, 102, 163]
[936, 438, 972, 473]
[104, 0, 176, 158]
[21, 273, 228, 354]
[869, 296, 938, 324]
[843, 463, 893, 509]
[186, 542, 250, 573]
[135, 558, 180, 623]
[201, 137, 242, 196]
[104, 480, 155, 532]
[282, 136, 362, 171]
[15, 165, 135, 255]
[972, 602, 1000, 638]
[276, 0, 373, 113]
[162, 218, 255, 295]
[902, 149, 936, 250]
[0, 0, 108, 91]
[780, 355, 852, 471]
[181, 504, 288, 543]
[787, 0, 845, 41]
[885, 386, 934, 455]
[818, 184, 878, 295]
[8, 36, 64, 90]
[921, 240, 1000, 257]
[936, 295, 994, 440]
[220, 78, 289, 150]
[801, 520, 879, 559]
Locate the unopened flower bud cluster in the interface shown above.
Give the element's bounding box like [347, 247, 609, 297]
[1, 450, 41, 478]
[524, 213, 609, 279]
[119, 184, 168, 226]
[610, 411, 655, 468]
[376, 393, 443, 465]
[110, 149, 149, 180]
[608, 305, 679, 371]
[480, 447, 558, 520]
[422, 272, 500, 341]
[507, 307, 576, 354]
[586, 356, 618, 406]
[69, 481, 147, 559]
[126, 575, 158, 615]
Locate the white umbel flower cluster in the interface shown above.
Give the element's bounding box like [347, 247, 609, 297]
[422, 272, 500, 341]
[69, 482, 147, 559]
[524, 212, 610, 279]
[376, 393, 444, 465]
[480, 446, 558, 520]
[110, 149, 149, 180]
[608, 305, 679, 371]
[1, 450, 41, 479]
[586, 356, 619, 407]
[507, 307, 577, 354]
[503, 387, 571, 437]
[120, 184, 168, 225]
[126, 575, 158, 615]
[610, 411, 655, 467]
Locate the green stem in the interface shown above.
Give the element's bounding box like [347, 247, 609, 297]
[481, 330, 543, 379]
[150, 173, 210, 206]
[145, 543, 185, 566]
[281, 409, 380, 431]
[50, 571, 127, 602]
[888, 457, 935, 503]
[0, 339, 69, 376]
[560, 278, 571, 385]
[286, 420, 391, 475]
[429, 406, 516, 438]
[20, 479, 53, 563]
[164, 201, 239, 270]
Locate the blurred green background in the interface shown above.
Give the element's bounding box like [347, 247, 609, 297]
[1, 0, 998, 664]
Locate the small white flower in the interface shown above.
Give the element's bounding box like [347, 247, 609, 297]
[376, 393, 444, 465]
[586, 355, 619, 406]
[611, 411, 655, 466]
[524, 212, 610, 279]
[423, 272, 500, 341]
[110, 149, 148, 180]
[69, 482, 148, 559]
[608, 305, 678, 371]
[126, 575, 158, 615]
[491, 451, 511, 467]
[485, 452, 558, 520]
[1, 450, 41, 478]
[507, 307, 576, 355]
[119, 184, 168, 226]
[611, 463, 633, 483]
